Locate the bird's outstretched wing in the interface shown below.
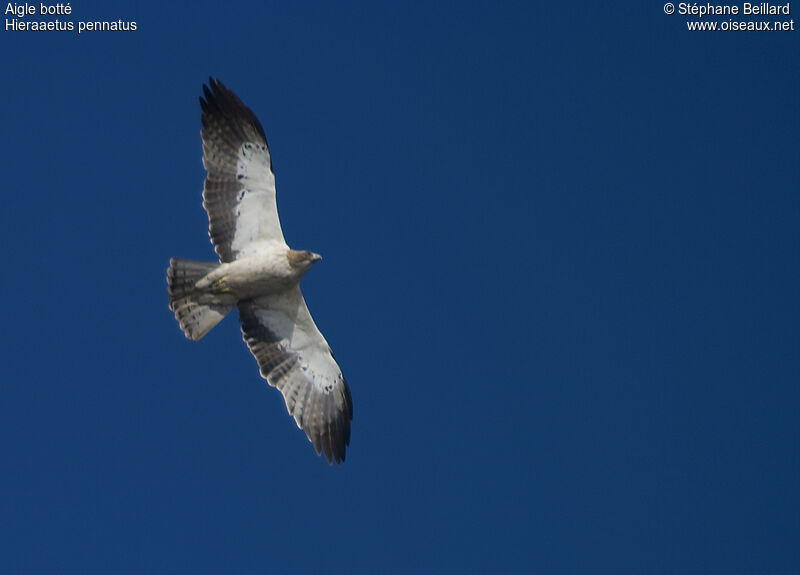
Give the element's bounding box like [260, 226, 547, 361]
[238, 288, 353, 464]
[200, 78, 285, 262]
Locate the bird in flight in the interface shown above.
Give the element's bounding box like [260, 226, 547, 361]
[167, 79, 352, 464]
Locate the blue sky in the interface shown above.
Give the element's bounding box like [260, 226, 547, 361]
[1, 1, 798, 573]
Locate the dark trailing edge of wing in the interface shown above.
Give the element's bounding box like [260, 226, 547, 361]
[200, 78, 267, 144]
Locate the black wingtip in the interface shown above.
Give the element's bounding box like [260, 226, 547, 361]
[198, 77, 267, 142]
[332, 380, 353, 464]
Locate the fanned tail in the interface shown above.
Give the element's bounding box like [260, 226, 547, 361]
[167, 258, 234, 340]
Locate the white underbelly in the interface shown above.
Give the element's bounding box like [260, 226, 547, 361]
[199, 249, 299, 299]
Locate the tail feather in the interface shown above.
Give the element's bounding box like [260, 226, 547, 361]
[167, 258, 233, 340]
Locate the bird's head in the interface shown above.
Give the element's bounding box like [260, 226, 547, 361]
[287, 249, 322, 272]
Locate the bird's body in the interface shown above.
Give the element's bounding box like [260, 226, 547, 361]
[167, 79, 352, 464]
[195, 246, 317, 299]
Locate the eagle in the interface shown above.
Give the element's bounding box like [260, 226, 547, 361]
[167, 79, 352, 464]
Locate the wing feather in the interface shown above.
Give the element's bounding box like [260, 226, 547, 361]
[200, 78, 285, 262]
[238, 288, 352, 464]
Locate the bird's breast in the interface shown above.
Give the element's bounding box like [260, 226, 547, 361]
[218, 251, 299, 299]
